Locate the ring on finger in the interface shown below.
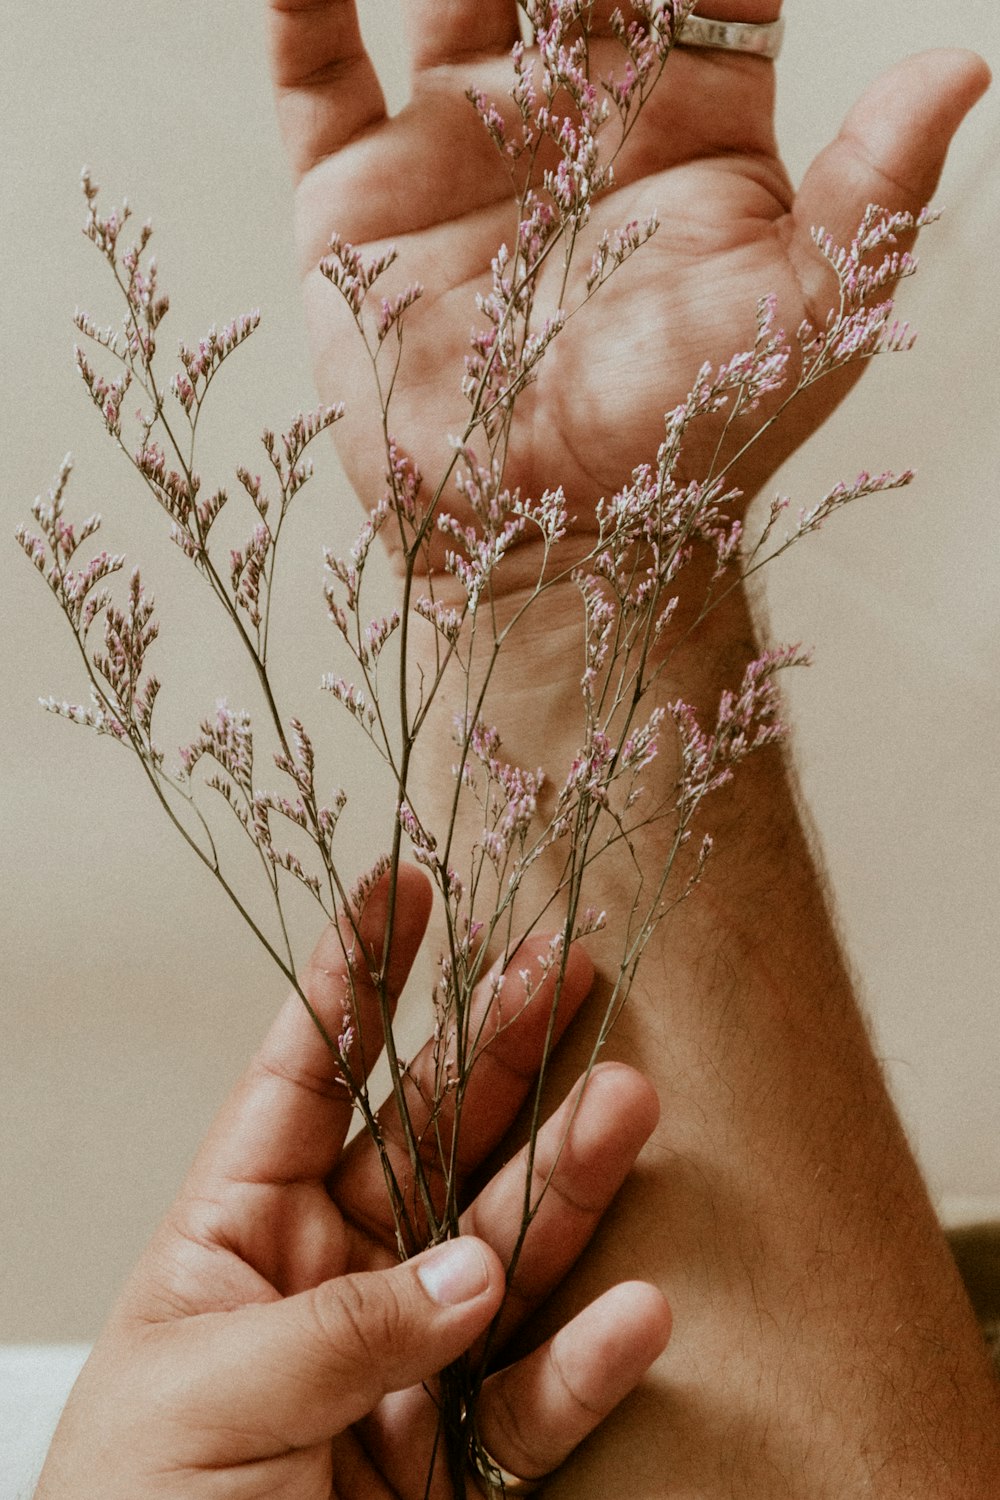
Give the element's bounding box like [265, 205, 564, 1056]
[675, 14, 785, 61]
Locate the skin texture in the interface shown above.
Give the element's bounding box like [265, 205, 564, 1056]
[34, 6, 1000, 1498]
[35, 866, 671, 1499]
[270, 0, 985, 551]
[265, 1, 1000, 1496]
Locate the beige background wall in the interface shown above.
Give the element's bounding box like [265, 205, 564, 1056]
[1, 1, 997, 1341]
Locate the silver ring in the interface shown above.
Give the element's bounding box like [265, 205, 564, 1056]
[476, 1450, 543, 1496]
[676, 14, 785, 61]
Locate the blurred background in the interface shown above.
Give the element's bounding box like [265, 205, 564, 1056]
[1, 0, 998, 1343]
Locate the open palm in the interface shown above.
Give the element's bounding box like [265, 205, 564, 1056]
[269, 1, 987, 531]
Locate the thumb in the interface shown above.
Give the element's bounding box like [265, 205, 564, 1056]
[793, 49, 990, 258]
[171, 1238, 505, 1459]
[739, 48, 992, 488]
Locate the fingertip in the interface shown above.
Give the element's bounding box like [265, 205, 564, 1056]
[843, 49, 993, 201]
[869, 46, 991, 107]
[349, 859, 433, 991]
[592, 1060, 662, 1133]
[937, 47, 991, 103]
[415, 1235, 505, 1310]
[907, 47, 992, 120]
[297, 862, 433, 1059]
[795, 46, 992, 261]
[571, 1061, 662, 1149]
[510, 932, 595, 993]
[359, 860, 434, 939]
[546, 1280, 672, 1421]
[393, 859, 437, 910]
[611, 1279, 673, 1361]
[484, 931, 595, 1043]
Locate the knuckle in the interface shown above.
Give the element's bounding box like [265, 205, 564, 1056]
[547, 1338, 604, 1422]
[308, 1271, 404, 1377]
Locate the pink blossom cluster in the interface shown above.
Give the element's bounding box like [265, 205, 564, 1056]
[670, 646, 811, 823]
[801, 204, 936, 376]
[172, 313, 261, 414]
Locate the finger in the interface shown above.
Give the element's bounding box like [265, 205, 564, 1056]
[461, 1062, 660, 1345]
[331, 936, 596, 1248]
[584, 0, 782, 39]
[759, 47, 991, 479]
[404, 0, 521, 72]
[330, 1430, 398, 1499]
[679, 0, 782, 23]
[347, 1063, 659, 1498]
[268, 0, 387, 180]
[185, 865, 433, 1198]
[476, 1281, 671, 1486]
[792, 50, 990, 296]
[167, 1236, 505, 1459]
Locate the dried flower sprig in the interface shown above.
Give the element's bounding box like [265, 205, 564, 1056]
[21, 4, 929, 1492]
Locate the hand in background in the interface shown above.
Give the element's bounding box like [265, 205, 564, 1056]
[35, 865, 669, 1499]
[268, 0, 988, 529]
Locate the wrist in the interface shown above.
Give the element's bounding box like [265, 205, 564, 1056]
[406, 541, 781, 911]
[410, 539, 761, 716]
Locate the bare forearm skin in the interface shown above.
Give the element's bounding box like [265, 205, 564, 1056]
[412, 574, 1000, 1498]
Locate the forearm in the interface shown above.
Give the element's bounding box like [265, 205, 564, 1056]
[412, 573, 1000, 1497]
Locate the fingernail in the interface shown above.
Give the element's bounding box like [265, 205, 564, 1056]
[417, 1239, 490, 1306]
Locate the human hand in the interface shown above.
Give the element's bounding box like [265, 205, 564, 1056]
[35, 865, 669, 1499]
[268, 0, 988, 546]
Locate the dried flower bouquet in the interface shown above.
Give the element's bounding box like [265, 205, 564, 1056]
[19, 2, 931, 1492]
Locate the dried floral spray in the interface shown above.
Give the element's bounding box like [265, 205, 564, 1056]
[20, 2, 931, 1493]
